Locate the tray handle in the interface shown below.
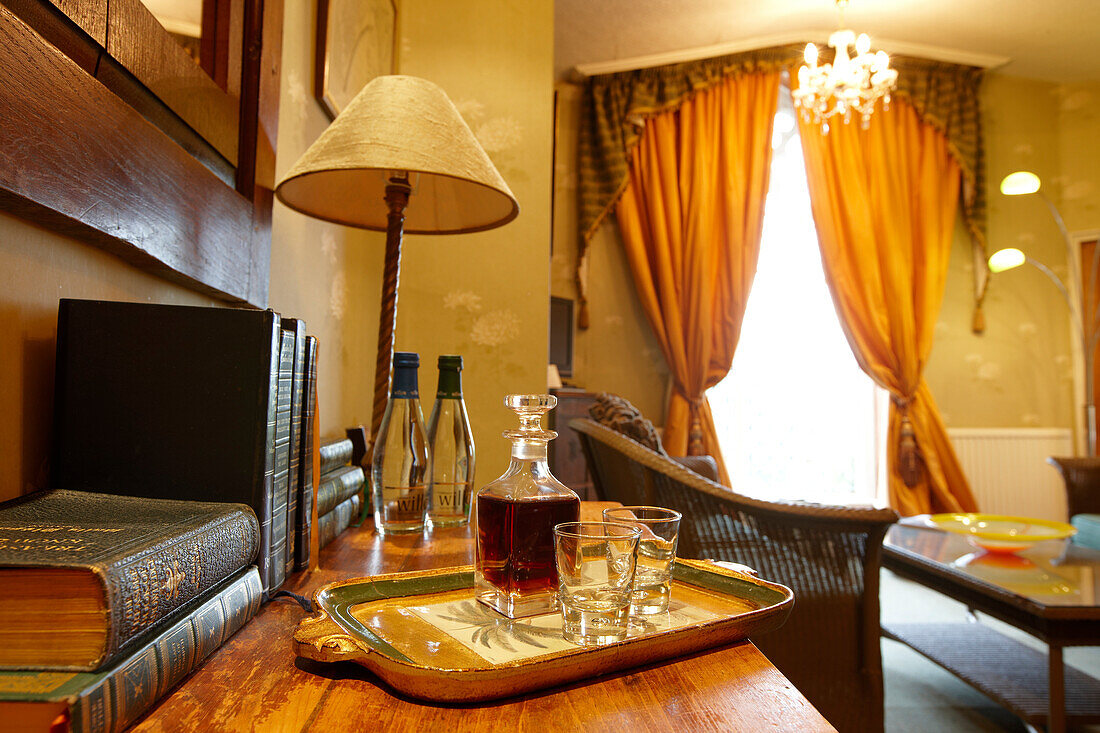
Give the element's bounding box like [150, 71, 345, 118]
[293, 608, 371, 664]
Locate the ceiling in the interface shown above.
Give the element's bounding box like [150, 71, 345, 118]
[555, 0, 1100, 83]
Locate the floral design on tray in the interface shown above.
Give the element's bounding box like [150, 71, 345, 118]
[408, 598, 718, 665]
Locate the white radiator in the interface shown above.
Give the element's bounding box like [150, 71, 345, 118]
[947, 428, 1073, 522]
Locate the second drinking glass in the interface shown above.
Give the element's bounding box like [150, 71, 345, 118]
[601, 506, 681, 614]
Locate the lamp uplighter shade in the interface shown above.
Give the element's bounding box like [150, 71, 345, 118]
[1000, 171, 1041, 196]
[275, 75, 518, 234]
[988, 248, 1026, 273]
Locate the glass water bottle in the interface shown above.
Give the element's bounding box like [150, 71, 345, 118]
[427, 355, 475, 527]
[371, 351, 430, 534]
[475, 394, 580, 618]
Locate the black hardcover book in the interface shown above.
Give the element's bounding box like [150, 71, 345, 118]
[294, 336, 318, 571]
[51, 299, 283, 595]
[0, 566, 262, 733]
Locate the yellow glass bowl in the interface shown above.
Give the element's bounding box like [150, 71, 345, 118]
[927, 513, 1077, 553]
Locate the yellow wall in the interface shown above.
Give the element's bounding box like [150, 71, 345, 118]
[270, 0, 385, 447]
[0, 0, 553, 502]
[395, 0, 554, 481]
[1056, 81, 1100, 234]
[926, 74, 1076, 431]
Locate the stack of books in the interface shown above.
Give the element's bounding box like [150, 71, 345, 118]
[50, 299, 321, 596]
[316, 438, 365, 549]
[0, 490, 264, 731]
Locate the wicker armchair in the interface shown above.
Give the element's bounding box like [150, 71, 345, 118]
[1047, 456, 1100, 550]
[571, 417, 899, 733]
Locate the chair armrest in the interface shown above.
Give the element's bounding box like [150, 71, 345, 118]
[672, 455, 720, 482]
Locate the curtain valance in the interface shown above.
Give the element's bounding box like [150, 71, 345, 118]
[576, 45, 986, 327]
[888, 56, 986, 256]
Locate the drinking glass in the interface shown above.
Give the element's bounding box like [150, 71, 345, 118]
[602, 506, 682, 614]
[553, 521, 640, 646]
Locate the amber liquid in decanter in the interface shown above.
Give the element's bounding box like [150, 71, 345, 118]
[474, 394, 580, 618]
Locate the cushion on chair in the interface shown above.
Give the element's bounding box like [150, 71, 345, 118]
[672, 455, 720, 482]
[1071, 513, 1100, 551]
[588, 393, 668, 456]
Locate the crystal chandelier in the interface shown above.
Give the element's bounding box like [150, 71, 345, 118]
[792, 0, 898, 133]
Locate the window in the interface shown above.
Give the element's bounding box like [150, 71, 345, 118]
[707, 97, 887, 505]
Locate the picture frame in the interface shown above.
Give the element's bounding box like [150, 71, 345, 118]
[314, 0, 397, 121]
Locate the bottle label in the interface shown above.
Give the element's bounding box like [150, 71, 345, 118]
[432, 481, 469, 512]
[383, 485, 427, 518]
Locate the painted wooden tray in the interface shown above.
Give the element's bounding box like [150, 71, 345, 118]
[293, 558, 794, 702]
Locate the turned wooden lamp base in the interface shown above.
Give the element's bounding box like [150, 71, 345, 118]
[367, 176, 412, 461]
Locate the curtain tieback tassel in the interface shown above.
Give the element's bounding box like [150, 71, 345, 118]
[687, 418, 705, 456]
[682, 392, 705, 456]
[897, 413, 923, 488]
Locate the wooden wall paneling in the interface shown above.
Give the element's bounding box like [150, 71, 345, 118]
[201, 0, 243, 98]
[0, 4, 261, 305]
[8, 0, 233, 185]
[239, 0, 282, 304]
[225, 0, 244, 99]
[45, 0, 103, 45]
[106, 0, 239, 165]
[94, 56, 236, 186]
[7, 0, 102, 73]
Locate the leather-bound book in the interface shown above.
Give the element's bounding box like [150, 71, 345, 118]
[0, 490, 258, 671]
[51, 299, 282, 594]
[282, 318, 307, 578]
[319, 438, 354, 475]
[294, 336, 318, 571]
[318, 493, 361, 549]
[314, 465, 365, 518]
[0, 566, 262, 733]
[269, 328, 295, 591]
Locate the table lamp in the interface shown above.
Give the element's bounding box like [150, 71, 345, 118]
[275, 75, 518, 450]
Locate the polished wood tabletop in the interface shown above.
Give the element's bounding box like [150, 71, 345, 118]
[133, 503, 831, 732]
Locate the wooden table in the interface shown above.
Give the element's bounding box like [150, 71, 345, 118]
[133, 503, 831, 732]
[883, 520, 1100, 733]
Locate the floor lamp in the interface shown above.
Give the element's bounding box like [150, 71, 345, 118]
[275, 75, 518, 452]
[989, 171, 1095, 456]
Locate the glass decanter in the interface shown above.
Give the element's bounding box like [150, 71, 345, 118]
[474, 394, 580, 618]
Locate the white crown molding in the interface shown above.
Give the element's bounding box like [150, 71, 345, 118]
[572, 30, 1010, 78]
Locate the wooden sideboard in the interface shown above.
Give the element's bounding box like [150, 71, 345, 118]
[131, 503, 832, 732]
[548, 388, 597, 500]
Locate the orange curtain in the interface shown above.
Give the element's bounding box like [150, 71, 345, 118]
[615, 72, 779, 486]
[797, 97, 977, 515]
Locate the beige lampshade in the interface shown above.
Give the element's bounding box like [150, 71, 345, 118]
[275, 75, 518, 234]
